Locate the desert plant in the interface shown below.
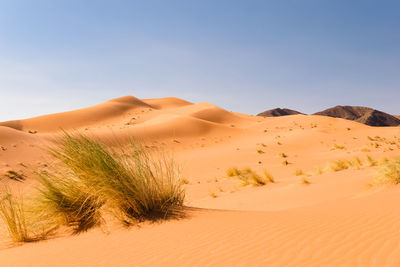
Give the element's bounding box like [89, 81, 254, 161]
[372, 159, 400, 185]
[37, 172, 104, 234]
[300, 178, 310, 185]
[226, 167, 240, 177]
[330, 144, 345, 150]
[329, 160, 350, 172]
[0, 187, 54, 242]
[0, 189, 31, 242]
[352, 157, 362, 169]
[4, 170, 25, 182]
[366, 155, 377, 167]
[295, 169, 304, 176]
[229, 168, 272, 186]
[263, 171, 275, 183]
[46, 132, 185, 226]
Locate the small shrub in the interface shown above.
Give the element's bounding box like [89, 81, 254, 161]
[229, 168, 273, 186]
[295, 169, 304, 176]
[209, 192, 218, 198]
[0, 187, 54, 242]
[330, 160, 349, 172]
[226, 167, 240, 177]
[330, 144, 345, 150]
[282, 160, 289, 166]
[300, 178, 310, 185]
[257, 149, 265, 154]
[279, 152, 288, 158]
[180, 178, 190, 185]
[4, 170, 25, 182]
[352, 157, 362, 169]
[263, 171, 275, 183]
[372, 159, 400, 185]
[45, 132, 185, 226]
[38, 173, 104, 234]
[366, 155, 377, 167]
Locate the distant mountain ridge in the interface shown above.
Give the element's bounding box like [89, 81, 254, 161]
[257, 108, 303, 117]
[313, 105, 400, 127]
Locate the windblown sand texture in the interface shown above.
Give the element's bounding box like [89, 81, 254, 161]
[1, 96, 400, 267]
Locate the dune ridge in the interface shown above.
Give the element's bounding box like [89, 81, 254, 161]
[1, 95, 400, 266]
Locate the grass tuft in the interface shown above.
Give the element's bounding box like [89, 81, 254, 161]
[227, 167, 274, 186]
[0, 187, 54, 242]
[43, 132, 185, 227]
[372, 159, 400, 185]
[329, 160, 350, 172]
[300, 178, 310, 185]
[295, 169, 304, 176]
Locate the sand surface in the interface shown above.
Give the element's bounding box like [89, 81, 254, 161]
[0, 96, 400, 266]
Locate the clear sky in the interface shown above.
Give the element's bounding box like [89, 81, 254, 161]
[0, 0, 399, 121]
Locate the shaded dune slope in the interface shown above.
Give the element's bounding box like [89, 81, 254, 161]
[0, 96, 152, 132]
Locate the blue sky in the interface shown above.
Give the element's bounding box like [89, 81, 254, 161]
[0, 0, 399, 121]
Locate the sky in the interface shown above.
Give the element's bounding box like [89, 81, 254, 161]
[0, 0, 399, 121]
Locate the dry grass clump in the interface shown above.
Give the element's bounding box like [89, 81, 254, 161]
[38, 173, 104, 234]
[226, 167, 240, 177]
[227, 167, 274, 186]
[300, 178, 310, 185]
[0, 189, 31, 242]
[41, 132, 185, 228]
[4, 170, 25, 182]
[366, 155, 377, 167]
[329, 160, 350, 172]
[330, 144, 345, 151]
[0, 187, 54, 242]
[371, 159, 400, 185]
[263, 171, 275, 183]
[278, 152, 288, 158]
[295, 169, 304, 176]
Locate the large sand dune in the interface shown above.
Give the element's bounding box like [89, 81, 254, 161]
[0, 95, 399, 266]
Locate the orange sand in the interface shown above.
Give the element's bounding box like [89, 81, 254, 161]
[0, 96, 399, 266]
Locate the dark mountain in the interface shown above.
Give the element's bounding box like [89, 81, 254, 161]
[314, 106, 400, 127]
[257, 108, 303, 117]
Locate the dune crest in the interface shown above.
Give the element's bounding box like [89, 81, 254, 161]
[0, 95, 152, 133]
[1, 95, 400, 266]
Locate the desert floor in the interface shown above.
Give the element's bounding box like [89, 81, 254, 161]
[0, 96, 400, 266]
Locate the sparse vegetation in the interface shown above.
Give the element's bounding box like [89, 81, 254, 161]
[366, 155, 377, 167]
[257, 149, 265, 154]
[226, 167, 240, 177]
[38, 172, 104, 234]
[300, 178, 310, 185]
[329, 160, 350, 172]
[41, 132, 185, 228]
[227, 167, 274, 186]
[278, 152, 288, 158]
[330, 144, 345, 150]
[263, 171, 275, 183]
[295, 169, 304, 176]
[4, 170, 25, 182]
[0, 187, 53, 242]
[209, 192, 218, 198]
[371, 159, 400, 185]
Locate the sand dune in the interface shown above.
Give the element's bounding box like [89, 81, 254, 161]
[0, 96, 151, 133]
[142, 97, 192, 109]
[0, 95, 400, 266]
